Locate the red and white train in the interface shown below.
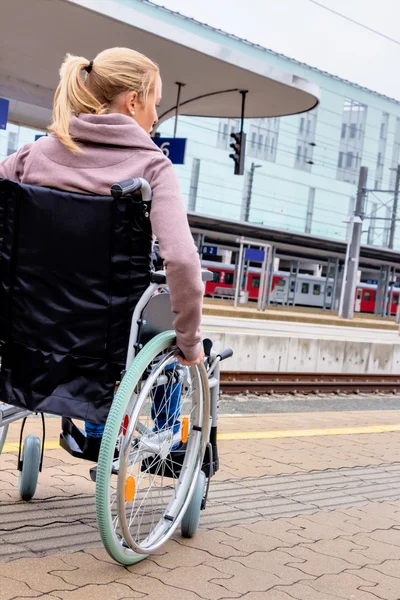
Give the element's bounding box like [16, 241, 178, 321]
[202, 260, 400, 315]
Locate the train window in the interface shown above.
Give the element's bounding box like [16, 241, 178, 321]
[252, 276, 260, 289]
[394, 295, 399, 305]
[313, 284, 321, 296]
[276, 279, 286, 289]
[327, 286, 332, 297]
[225, 273, 234, 285]
[364, 291, 371, 301]
[212, 271, 220, 284]
[301, 283, 309, 294]
[290, 280, 295, 293]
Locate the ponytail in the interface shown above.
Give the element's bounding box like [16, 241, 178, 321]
[48, 54, 103, 153]
[48, 48, 159, 153]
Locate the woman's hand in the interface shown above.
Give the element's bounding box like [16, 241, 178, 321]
[177, 348, 205, 366]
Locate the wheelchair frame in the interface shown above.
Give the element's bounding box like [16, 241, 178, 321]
[0, 176, 232, 563]
[0, 268, 223, 475]
[0, 274, 229, 560]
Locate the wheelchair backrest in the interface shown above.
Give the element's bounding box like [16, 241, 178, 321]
[0, 179, 153, 363]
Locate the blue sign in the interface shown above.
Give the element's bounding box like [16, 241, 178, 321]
[0, 98, 9, 130]
[367, 279, 378, 285]
[153, 137, 187, 164]
[35, 134, 47, 141]
[202, 245, 218, 256]
[245, 248, 265, 262]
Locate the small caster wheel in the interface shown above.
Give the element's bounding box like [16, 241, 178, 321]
[18, 434, 41, 501]
[0, 425, 9, 455]
[181, 471, 206, 538]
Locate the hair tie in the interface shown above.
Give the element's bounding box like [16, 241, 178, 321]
[84, 60, 93, 74]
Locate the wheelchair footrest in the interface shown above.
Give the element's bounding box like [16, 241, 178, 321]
[59, 417, 86, 459]
[59, 431, 86, 459]
[89, 460, 119, 483]
[202, 443, 219, 478]
[89, 465, 97, 482]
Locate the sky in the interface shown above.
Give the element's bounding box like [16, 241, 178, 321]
[151, 0, 400, 101]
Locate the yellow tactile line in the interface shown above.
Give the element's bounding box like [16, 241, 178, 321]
[218, 424, 400, 441]
[2, 423, 400, 453]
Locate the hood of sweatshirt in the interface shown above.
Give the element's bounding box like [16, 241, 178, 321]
[69, 113, 159, 150]
[35, 113, 161, 169]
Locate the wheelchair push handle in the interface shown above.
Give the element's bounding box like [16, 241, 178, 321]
[111, 178, 152, 202]
[217, 348, 234, 362]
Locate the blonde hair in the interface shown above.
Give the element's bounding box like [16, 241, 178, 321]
[48, 47, 159, 153]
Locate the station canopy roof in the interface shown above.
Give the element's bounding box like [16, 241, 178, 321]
[188, 212, 400, 269]
[1, 0, 320, 130]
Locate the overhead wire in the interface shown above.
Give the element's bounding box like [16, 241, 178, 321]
[306, 0, 400, 48]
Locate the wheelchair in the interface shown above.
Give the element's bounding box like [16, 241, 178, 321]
[0, 177, 232, 565]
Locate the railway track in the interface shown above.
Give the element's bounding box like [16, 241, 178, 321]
[220, 372, 400, 395]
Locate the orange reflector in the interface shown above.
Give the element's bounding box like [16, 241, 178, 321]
[182, 417, 189, 444]
[122, 414, 129, 436]
[125, 476, 136, 502]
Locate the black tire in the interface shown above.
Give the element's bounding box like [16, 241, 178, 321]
[18, 435, 41, 501]
[181, 470, 206, 538]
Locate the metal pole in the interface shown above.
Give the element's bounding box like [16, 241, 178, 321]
[261, 245, 272, 312]
[257, 248, 268, 311]
[331, 258, 339, 312]
[244, 163, 255, 222]
[392, 269, 397, 316]
[195, 233, 203, 254]
[389, 164, 400, 249]
[173, 82, 185, 139]
[388, 267, 394, 317]
[342, 166, 368, 319]
[266, 246, 275, 309]
[239, 90, 247, 134]
[234, 239, 244, 308]
[338, 220, 353, 317]
[375, 266, 383, 316]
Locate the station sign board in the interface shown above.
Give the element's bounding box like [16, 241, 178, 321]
[0, 98, 9, 130]
[153, 137, 187, 164]
[245, 248, 265, 262]
[202, 245, 218, 256]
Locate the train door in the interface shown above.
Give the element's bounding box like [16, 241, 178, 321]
[355, 288, 362, 312]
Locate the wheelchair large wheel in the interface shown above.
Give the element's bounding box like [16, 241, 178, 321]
[181, 470, 206, 539]
[18, 435, 41, 501]
[0, 424, 9, 455]
[96, 331, 210, 565]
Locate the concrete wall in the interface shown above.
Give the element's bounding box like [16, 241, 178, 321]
[210, 332, 400, 374]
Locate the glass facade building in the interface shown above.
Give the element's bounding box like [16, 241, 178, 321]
[3, 43, 400, 251]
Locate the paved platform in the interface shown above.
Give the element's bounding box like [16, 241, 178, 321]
[2, 410, 400, 599]
[203, 300, 399, 330]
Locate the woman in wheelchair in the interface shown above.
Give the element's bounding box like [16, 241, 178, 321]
[0, 47, 205, 462]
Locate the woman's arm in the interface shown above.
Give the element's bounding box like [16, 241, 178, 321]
[0, 143, 33, 181]
[145, 153, 204, 362]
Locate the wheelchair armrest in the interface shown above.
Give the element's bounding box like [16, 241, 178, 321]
[150, 271, 167, 285]
[202, 269, 213, 282]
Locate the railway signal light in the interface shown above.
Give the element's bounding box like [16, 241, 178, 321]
[229, 131, 246, 175]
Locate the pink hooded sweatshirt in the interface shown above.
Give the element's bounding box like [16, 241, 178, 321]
[0, 113, 204, 361]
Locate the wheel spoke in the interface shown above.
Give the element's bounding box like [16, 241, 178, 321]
[96, 334, 208, 562]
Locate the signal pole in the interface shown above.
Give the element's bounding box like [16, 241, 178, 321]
[341, 166, 368, 319]
[229, 90, 248, 175]
[244, 162, 261, 222]
[389, 164, 400, 249]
